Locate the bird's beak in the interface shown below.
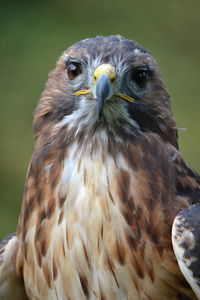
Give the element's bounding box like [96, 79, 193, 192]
[74, 64, 135, 119]
[93, 64, 116, 119]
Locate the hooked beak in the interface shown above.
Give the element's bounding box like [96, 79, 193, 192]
[96, 74, 111, 119]
[93, 64, 116, 119]
[74, 63, 135, 119]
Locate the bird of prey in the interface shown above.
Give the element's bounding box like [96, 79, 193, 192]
[0, 35, 200, 300]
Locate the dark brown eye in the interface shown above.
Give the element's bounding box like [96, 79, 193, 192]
[67, 62, 82, 80]
[132, 69, 152, 89]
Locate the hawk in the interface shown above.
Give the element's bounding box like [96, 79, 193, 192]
[0, 35, 200, 300]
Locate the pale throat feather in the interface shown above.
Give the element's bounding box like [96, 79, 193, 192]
[54, 98, 139, 221]
[52, 93, 141, 238]
[58, 95, 139, 137]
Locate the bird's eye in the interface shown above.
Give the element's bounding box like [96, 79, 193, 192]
[131, 69, 152, 89]
[67, 62, 82, 80]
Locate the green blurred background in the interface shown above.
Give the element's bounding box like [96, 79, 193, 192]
[0, 0, 200, 239]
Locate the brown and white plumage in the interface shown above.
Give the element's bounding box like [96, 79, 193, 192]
[1, 35, 200, 299]
[172, 204, 200, 299]
[0, 233, 28, 300]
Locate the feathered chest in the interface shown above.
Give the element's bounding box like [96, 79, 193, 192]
[17, 135, 194, 300]
[46, 143, 169, 299]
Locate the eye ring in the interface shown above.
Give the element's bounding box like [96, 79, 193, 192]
[67, 62, 82, 80]
[131, 69, 152, 89]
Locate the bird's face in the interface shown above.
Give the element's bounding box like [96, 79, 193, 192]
[34, 35, 177, 146]
[62, 36, 156, 123]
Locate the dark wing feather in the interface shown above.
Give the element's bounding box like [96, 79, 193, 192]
[172, 204, 200, 299]
[0, 233, 28, 300]
[175, 156, 200, 206]
[172, 154, 200, 299]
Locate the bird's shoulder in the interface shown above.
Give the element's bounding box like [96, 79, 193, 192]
[0, 233, 28, 300]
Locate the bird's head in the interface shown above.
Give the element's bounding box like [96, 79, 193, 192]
[34, 35, 178, 147]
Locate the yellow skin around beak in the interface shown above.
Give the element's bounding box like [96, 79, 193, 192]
[74, 64, 135, 103]
[93, 64, 116, 83]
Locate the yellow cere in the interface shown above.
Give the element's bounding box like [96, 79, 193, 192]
[74, 63, 135, 103]
[93, 64, 116, 82]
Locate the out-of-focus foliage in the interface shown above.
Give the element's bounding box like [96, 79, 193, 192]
[0, 0, 199, 239]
